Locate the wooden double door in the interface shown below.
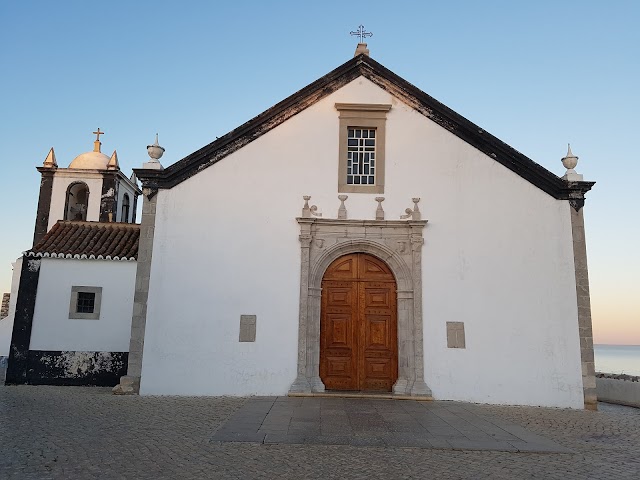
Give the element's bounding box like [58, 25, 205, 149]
[320, 253, 398, 392]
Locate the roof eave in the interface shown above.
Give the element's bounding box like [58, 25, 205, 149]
[135, 54, 593, 202]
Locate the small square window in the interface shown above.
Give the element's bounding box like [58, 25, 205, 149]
[69, 286, 102, 320]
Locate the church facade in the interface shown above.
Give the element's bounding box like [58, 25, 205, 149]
[6, 47, 597, 409]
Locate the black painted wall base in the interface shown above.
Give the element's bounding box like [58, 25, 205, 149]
[6, 350, 128, 387]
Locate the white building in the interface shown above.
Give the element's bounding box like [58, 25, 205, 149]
[3, 133, 140, 385]
[6, 46, 597, 409]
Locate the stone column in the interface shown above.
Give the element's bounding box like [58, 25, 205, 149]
[307, 286, 325, 392]
[409, 225, 432, 396]
[393, 290, 414, 395]
[289, 219, 314, 393]
[571, 206, 597, 410]
[113, 189, 158, 395]
[5, 258, 41, 385]
[99, 173, 118, 223]
[33, 169, 55, 246]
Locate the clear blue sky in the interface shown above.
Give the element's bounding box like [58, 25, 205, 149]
[1, 1, 638, 343]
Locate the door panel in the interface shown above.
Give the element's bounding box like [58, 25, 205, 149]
[320, 282, 358, 391]
[320, 254, 397, 392]
[360, 281, 397, 391]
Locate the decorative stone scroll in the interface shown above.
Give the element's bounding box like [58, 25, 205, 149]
[289, 212, 432, 397]
[400, 198, 421, 220]
[301, 196, 322, 218]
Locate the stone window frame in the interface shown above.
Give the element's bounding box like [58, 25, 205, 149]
[69, 286, 102, 320]
[336, 103, 391, 194]
[289, 217, 432, 397]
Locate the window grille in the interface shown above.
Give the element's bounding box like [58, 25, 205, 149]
[76, 292, 95, 313]
[346, 128, 376, 185]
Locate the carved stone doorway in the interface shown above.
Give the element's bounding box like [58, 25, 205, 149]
[289, 216, 432, 397]
[320, 253, 398, 392]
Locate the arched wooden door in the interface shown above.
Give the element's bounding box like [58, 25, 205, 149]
[320, 253, 398, 391]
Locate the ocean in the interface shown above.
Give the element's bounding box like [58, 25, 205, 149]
[594, 344, 640, 376]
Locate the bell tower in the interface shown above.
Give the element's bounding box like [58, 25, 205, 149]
[33, 129, 142, 246]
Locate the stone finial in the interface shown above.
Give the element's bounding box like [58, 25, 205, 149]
[375, 197, 385, 220]
[338, 195, 348, 219]
[561, 144, 583, 181]
[144, 133, 165, 170]
[302, 196, 322, 218]
[400, 198, 421, 220]
[42, 147, 58, 169]
[302, 196, 312, 217]
[354, 43, 370, 57]
[107, 150, 120, 171]
[129, 171, 138, 185]
[411, 198, 421, 220]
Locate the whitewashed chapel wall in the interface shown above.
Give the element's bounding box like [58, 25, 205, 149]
[29, 258, 136, 352]
[140, 77, 583, 407]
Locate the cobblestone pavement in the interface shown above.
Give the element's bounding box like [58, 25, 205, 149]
[1, 386, 639, 479]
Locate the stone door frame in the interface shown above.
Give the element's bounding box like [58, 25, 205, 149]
[289, 217, 432, 396]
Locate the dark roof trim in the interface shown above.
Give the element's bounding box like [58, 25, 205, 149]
[135, 55, 594, 201]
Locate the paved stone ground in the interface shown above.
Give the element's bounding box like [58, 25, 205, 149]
[1, 386, 639, 479]
[213, 396, 569, 452]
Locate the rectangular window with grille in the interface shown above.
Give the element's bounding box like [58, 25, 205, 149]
[336, 103, 390, 194]
[76, 292, 95, 313]
[346, 128, 376, 185]
[69, 286, 102, 319]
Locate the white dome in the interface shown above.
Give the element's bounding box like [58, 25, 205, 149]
[69, 151, 111, 169]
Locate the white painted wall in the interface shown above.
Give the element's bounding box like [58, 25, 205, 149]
[49, 173, 104, 230]
[140, 77, 583, 407]
[0, 257, 22, 357]
[596, 377, 640, 408]
[29, 258, 136, 352]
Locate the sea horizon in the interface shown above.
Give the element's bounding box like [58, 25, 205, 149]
[593, 344, 640, 376]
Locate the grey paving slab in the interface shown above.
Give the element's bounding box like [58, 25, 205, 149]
[211, 396, 571, 452]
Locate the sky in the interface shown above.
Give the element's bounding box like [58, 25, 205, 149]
[0, 1, 638, 344]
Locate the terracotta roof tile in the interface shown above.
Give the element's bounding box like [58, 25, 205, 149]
[27, 221, 140, 260]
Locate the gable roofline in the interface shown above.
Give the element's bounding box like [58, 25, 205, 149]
[135, 54, 594, 201]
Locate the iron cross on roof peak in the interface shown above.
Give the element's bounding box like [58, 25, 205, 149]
[92, 128, 104, 152]
[93, 128, 105, 142]
[350, 24, 373, 43]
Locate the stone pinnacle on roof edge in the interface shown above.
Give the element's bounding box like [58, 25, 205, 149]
[562, 143, 583, 181]
[354, 43, 370, 57]
[42, 147, 57, 168]
[144, 133, 165, 170]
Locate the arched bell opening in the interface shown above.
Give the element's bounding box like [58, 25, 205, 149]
[64, 182, 90, 221]
[121, 193, 131, 223]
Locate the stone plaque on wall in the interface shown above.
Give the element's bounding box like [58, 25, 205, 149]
[446, 322, 466, 349]
[239, 315, 257, 342]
